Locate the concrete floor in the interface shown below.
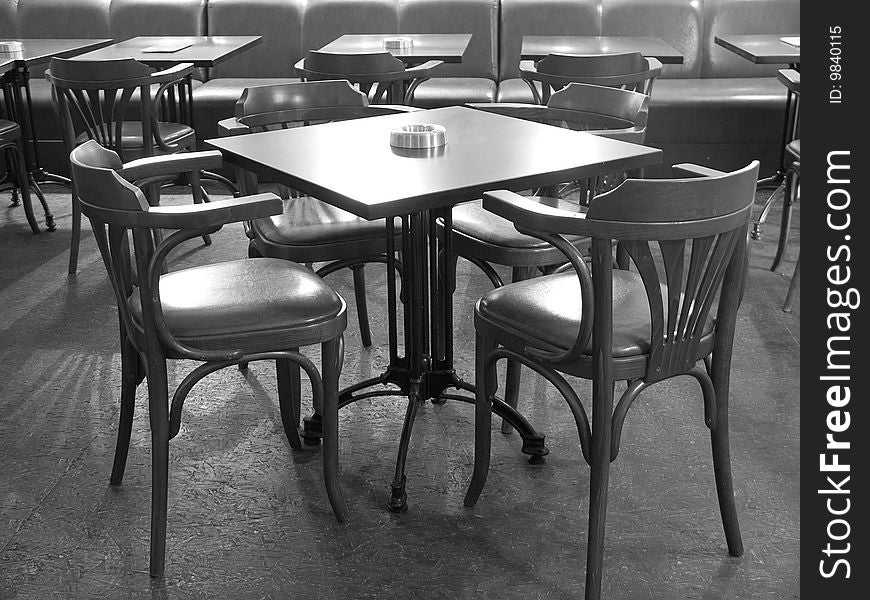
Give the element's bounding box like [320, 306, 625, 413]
[0, 182, 799, 599]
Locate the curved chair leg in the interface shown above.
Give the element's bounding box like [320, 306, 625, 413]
[501, 267, 535, 434]
[69, 192, 82, 274]
[351, 264, 372, 347]
[111, 337, 140, 484]
[464, 330, 497, 507]
[585, 380, 615, 600]
[146, 355, 171, 577]
[276, 356, 303, 450]
[321, 337, 347, 521]
[770, 170, 796, 272]
[783, 252, 800, 312]
[709, 354, 743, 556]
[4, 144, 42, 234]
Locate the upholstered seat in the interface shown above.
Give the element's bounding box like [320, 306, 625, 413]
[128, 258, 345, 347]
[75, 121, 194, 154]
[477, 270, 714, 358]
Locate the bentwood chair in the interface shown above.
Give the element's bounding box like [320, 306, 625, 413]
[519, 51, 662, 105]
[1, 114, 53, 233]
[46, 57, 210, 274]
[769, 69, 800, 311]
[294, 50, 443, 105]
[218, 80, 412, 350]
[70, 140, 349, 576]
[464, 161, 759, 600]
[445, 82, 650, 430]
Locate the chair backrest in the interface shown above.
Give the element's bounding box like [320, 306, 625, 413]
[485, 161, 759, 381]
[295, 50, 419, 104]
[45, 57, 192, 159]
[521, 51, 661, 104]
[469, 82, 649, 144]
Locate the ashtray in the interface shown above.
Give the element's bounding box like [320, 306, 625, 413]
[0, 40, 24, 58]
[383, 36, 413, 51]
[389, 124, 447, 149]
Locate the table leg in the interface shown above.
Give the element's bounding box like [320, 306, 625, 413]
[303, 205, 548, 512]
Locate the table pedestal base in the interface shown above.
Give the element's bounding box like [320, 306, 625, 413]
[301, 207, 548, 512]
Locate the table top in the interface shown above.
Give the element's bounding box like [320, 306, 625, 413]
[318, 34, 471, 64]
[0, 38, 114, 67]
[1, 58, 13, 75]
[206, 106, 661, 221]
[74, 36, 262, 67]
[714, 34, 800, 64]
[522, 36, 684, 64]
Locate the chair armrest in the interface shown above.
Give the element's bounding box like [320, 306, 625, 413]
[405, 60, 444, 77]
[150, 62, 195, 83]
[777, 68, 800, 93]
[120, 151, 224, 181]
[483, 189, 593, 237]
[671, 163, 726, 179]
[144, 193, 282, 229]
[217, 117, 250, 137]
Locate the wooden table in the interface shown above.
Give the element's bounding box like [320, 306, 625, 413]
[714, 34, 800, 190]
[714, 34, 800, 67]
[73, 35, 262, 67]
[206, 105, 662, 511]
[318, 33, 471, 64]
[0, 38, 114, 231]
[522, 35, 683, 64]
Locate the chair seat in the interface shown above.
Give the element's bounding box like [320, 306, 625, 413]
[129, 258, 345, 349]
[75, 121, 195, 152]
[0, 119, 21, 140]
[253, 197, 389, 246]
[787, 139, 800, 160]
[476, 270, 714, 358]
[451, 199, 590, 264]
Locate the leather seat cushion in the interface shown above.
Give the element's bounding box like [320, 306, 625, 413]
[787, 139, 800, 159]
[0, 119, 20, 139]
[253, 197, 390, 245]
[409, 77, 496, 108]
[495, 78, 536, 104]
[477, 270, 713, 358]
[74, 121, 194, 150]
[452, 199, 587, 250]
[128, 258, 344, 339]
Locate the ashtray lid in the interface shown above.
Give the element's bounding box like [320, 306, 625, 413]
[389, 124, 447, 149]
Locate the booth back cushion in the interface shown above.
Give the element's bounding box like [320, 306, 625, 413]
[498, 0, 601, 80]
[207, 0, 305, 79]
[703, 0, 801, 77]
[301, 0, 400, 55]
[601, 0, 702, 78]
[109, 0, 206, 40]
[398, 0, 498, 79]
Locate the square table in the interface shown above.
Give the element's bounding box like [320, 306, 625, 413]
[714, 34, 800, 67]
[521, 35, 684, 64]
[714, 34, 800, 190]
[73, 35, 262, 68]
[206, 105, 662, 511]
[318, 33, 471, 65]
[1, 38, 114, 231]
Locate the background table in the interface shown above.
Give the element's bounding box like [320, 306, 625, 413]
[318, 34, 471, 64]
[207, 105, 661, 511]
[74, 35, 262, 68]
[1, 38, 114, 230]
[522, 35, 684, 64]
[714, 33, 800, 190]
[714, 34, 800, 67]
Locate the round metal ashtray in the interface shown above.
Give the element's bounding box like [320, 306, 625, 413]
[389, 124, 447, 149]
[0, 40, 25, 58]
[383, 36, 413, 51]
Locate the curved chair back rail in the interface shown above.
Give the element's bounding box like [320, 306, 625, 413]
[294, 50, 443, 104]
[466, 160, 760, 600]
[520, 51, 662, 104]
[69, 139, 349, 577]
